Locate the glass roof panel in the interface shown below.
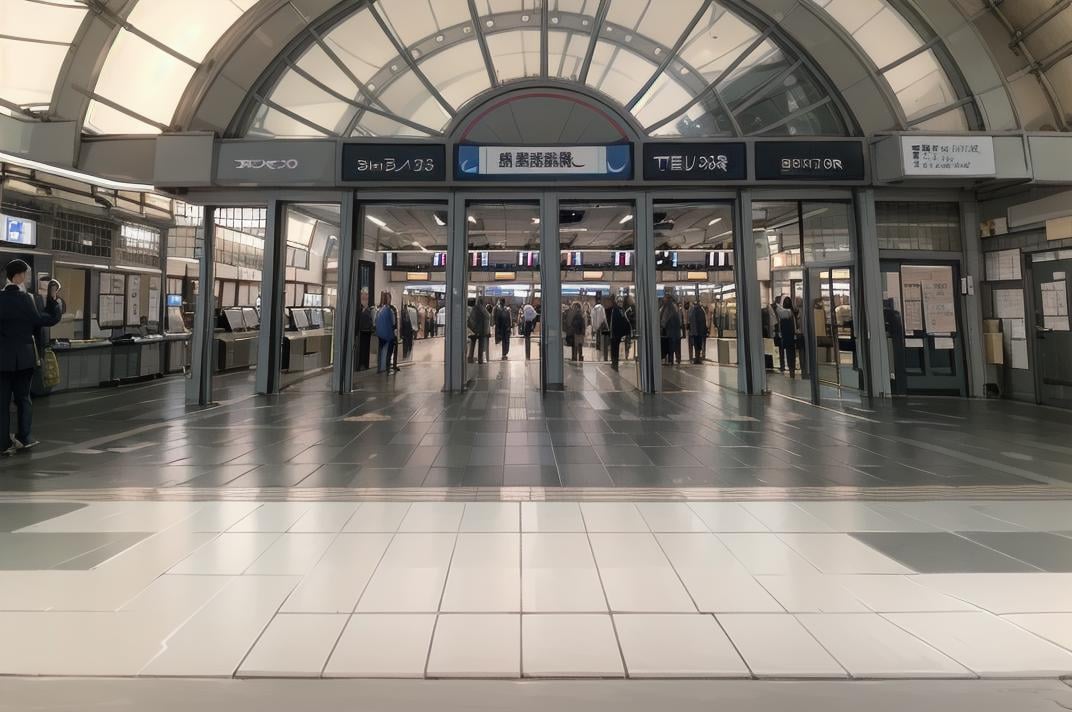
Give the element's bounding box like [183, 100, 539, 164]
[125, 0, 254, 62]
[88, 30, 195, 130]
[269, 69, 357, 134]
[548, 0, 599, 80]
[323, 8, 400, 84]
[487, 29, 543, 82]
[293, 44, 361, 102]
[377, 0, 471, 46]
[84, 100, 161, 135]
[354, 112, 432, 138]
[604, 0, 704, 48]
[884, 49, 958, 122]
[631, 71, 695, 128]
[909, 105, 969, 132]
[376, 71, 452, 131]
[246, 104, 328, 139]
[806, 0, 924, 69]
[676, 3, 762, 85]
[648, 96, 735, 137]
[756, 100, 844, 136]
[0, 0, 86, 114]
[417, 41, 492, 110]
[586, 41, 659, 106]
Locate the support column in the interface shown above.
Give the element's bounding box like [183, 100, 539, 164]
[333, 197, 356, 394]
[446, 194, 467, 392]
[855, 188, 889, 398]
[635, 194, 658, 393]
[540, 193, 564, 390]
[256, 200, 285, 395]
[960, 194, 986, 398]
[186, 206, 215, 406]
[735, 190, 764, 395]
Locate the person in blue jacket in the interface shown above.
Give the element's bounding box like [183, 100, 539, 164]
[1, 260, 62, 456]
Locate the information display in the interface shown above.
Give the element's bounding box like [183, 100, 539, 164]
[341, 144, 446, 182]
[1, 214, 36, 246]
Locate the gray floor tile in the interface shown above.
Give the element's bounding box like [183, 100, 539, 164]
[851, 533, 1042, 574]
[0, 503, 86, 532]
[0, 533, 149, 570]
[958, 532, 1072, 572]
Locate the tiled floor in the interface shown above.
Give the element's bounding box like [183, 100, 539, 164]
[2, 500, 1072, 679]
[7, 364, 1072, 492]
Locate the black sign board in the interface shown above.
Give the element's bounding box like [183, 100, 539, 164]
[754, 141, 866, 181]
[341, 143, 446, 182]
[643, 142, 747, 181]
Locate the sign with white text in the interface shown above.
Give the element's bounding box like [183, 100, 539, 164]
[342, 143, 446, 182]
[643, 142, 746, 181]
[455, 145, 633, 180]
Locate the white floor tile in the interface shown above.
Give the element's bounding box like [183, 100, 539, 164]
[869, 503, 1024, 532]
[460, 503, 519, 532]
[521, 502, 585, 533]
[237, 614, 348, 677]
[120, 574, 233, 623]
[1003, 614, 1072, 653]
[794, 502, 938, 533]
[580, 503, 649, 533]
[635, 503, 709, 533]
[717, 534, 821, 575]
[140, 576, 300, 676]
[589, 533, 695, 612]
[754, 576, 869, 613]
[886, 612, 1072, 677]
[686, 502, 768, 532]
[912, 574, 1072, 614]
[281, 534, 393, 613]
[324, 614, 436, 678]
[719, 614, 847, 678]
[343, 503, 412, 533]
[244, 533, 336, 575]
[829, 575, 979, 612]
[184, 503, 263, 533]
[522, 533, 606, 613]
[288, 504, 360, 533]
[427, 614, 520, 678]
[778, 534, 914, 575]
[228, 504, 311, 533]
[168, 533, 281, 576]
[522, 614, 623, 677]
[17, 502, 204, 533]
[739, 503, 834, 533]
[441, 534, 520, 613]
[398, 503, 465, 533]
[657, 534, 782, 613]
[356, 533, 456, 613]
[797, 613, 972, 678]
[616, 614, 749, 678]
[970, 502, 1072, 532]
[0, 611, 179, 675]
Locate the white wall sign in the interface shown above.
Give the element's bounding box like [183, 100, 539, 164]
[458, 145, 632, 178]
[901, 136, 996, 177]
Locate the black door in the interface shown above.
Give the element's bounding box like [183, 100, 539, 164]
[1032, 258, 1072, 409]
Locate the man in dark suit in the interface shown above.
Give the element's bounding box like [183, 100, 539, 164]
[1, 259, 61, 456]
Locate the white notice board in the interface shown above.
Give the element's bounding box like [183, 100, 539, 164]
[126, 275, 142, 325]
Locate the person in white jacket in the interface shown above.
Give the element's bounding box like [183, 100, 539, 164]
[590, 299, 608, 362]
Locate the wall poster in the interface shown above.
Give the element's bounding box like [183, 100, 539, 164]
[98, 272, 126, 328]
[148, 277, 161, 322]
[902, 265, 957, 334]
[1041, 280, 1070, 331]
[126, 275, 142, 326]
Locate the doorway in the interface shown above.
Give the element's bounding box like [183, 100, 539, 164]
[1031, 254, 1072, 409]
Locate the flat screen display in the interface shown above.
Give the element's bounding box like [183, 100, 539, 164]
[166, 294, 183, 307]
[433, 252, 447, 268]
[562, 251, 583, 267]
[242, 308, 260, 330]
[310, 309, 323, 328]
[224, 308, 245, 332]
[292, 308, 309, 330]
[1, 214, 36, 246]
[614, 251, 632, 267]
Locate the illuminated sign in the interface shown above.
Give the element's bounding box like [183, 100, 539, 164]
[456, 145, 633, 180]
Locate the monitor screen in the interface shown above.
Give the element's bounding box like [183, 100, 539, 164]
[242, 308, 260, 330]
[1, 214, 36, 247]
[166, 306, 187, 334]
[383, 252, 396, 268]
[310, 309, 323, 328]
[433, 252, 447, 268]
[166, 294, 183, 308]
[614, 251, 632, 267]
[224, 308, 245, 332]
[292, 308, 309, 330]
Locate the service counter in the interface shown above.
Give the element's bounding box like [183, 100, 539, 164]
[49, 334, 191, 392]
[283, 329, 333, 374]
[215, 330, 260, 372]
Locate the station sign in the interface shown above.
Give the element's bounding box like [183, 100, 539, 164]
[754, 141, 866, 182]
[900, 136, 995, 177]
[216, 140, 336, 185]
[642, 142, 747, 181]
[455, 144, 633, 181]
[341, 143, 446, 182]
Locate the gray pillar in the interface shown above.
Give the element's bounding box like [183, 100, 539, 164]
[855, 188, 888, 398]
[186, 206, 215, 406]
[332, 197, 356, 394]
[960, 195, 986, 398]
[256, 200, 285, 395]
[635, 194, 658, 393]
[446, 194, 467, 392]
[540, 193, 564, 390]
[158, 227, 169, 328]
[735, 190, 764, 395]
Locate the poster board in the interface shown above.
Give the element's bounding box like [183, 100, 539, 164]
[901, 265, 957, 335]
[148, 277, 161, 323]
[98, 272, 126, 328]
[126, 275, 142, 326]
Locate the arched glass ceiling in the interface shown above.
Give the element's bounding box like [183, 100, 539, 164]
[0, 0, 996, 137]
[0, 0, 86, 117]
[246, 0, 854, 138]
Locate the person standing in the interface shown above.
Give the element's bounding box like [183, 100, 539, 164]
[590, 297, 607, 362]
[777, 296, 798, 378]
[660, 295, 682, 366]
[608, 296, 630, 371]
[688, 301, 707, 365]
[469, 296, 490, 364]
[400, 302, 414, 359]
[567, 302, 585, 362]
[521, 302, 537, 360]
[623, 296, 636, 361]
[374, 291, 397, 374]
[496, 299, 512, 360]
[357, 290, 373, 371]
[1, 260, 62, 456]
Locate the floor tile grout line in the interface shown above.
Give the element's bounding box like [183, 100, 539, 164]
[349, 503, 411, 615]
[424, 517, 463, 678]
[581, 511, 628, 679]
[873, 611, 980, 679]
[778, 612, 852, 679]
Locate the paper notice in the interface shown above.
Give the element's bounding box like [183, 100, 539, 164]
[904, 300, 923, 333]
[993, 289, 1025, 319]
[1044, 316, 1070, 332]
[905, 338, 925, 349]
[1010, 340, 1029, 370]
[934, 337, 955, 350]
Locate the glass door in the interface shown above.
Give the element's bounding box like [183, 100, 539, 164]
[808, 267, 862, 391]
[1032, 256, 1072, 409]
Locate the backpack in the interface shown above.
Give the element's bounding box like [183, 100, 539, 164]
[375, 306, 394, 340]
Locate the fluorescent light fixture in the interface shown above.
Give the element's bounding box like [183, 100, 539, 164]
[531, 217, 541, 224]
[433, 214, 446, 226]
[411, 241, 429, 252]
[467, 215, 478, 224]
[366, 215, 387, 228]
[0, 151, 156, 192]
[619, 215, 634, 224]
[708, 218, 723, 227]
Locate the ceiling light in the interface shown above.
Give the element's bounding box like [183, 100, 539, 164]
[619, 215, 634, 224]
[366, 215, 387, 228]
[531, 217, 540, 224]
[468, 215, 478, 224]
[708, 218, 723, 227]
[0, 150, 155, 192]
[433, 214, 446, 226]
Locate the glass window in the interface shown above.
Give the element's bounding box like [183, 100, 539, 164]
[247, 104, 328, 139]
[487, 29, 543, 81]
[802, 203, 852, 261]
[586, 41, 659, 106]
[605, 0, 704, 47]
[376, 71, 452, 131]
[125, 0, 253, 62]
[548, 0, 600, 81]
[294, 44, 361, 102]
[268, 69, 357, 134]
[877, 202, 961, 251]
[807, 0, 925, 69]
[884, 50, 958, 122]
[376, 0, 470, 46]
[675, 2, 762, 85]
[419, 41, 492, 109]
[325, 8, 400, 84]
[0, 0, 87, 113]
